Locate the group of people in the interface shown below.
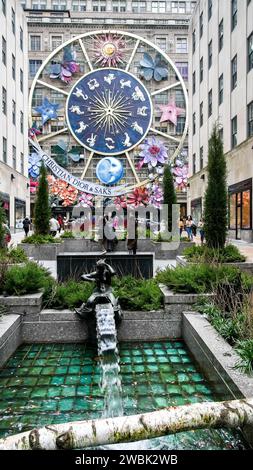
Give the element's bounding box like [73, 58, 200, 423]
[179, 216, 205, 244]
[102, 213, 138, 255]
[22, 214, 67, 238]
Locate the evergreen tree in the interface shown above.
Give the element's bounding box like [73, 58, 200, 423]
[204, 125, 227, 249]
[163, 164, 177, 232]
[0, 201, 6, 248]
[34, 164, 51, 235]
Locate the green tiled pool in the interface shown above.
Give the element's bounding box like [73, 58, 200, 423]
[0, 341, 247, 449]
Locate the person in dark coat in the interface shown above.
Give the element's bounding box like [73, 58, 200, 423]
[22, 217, 31, 237]
[127, 218, 138, 255]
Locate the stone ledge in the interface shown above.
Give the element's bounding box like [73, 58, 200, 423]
[0, 292, 43, 315]
[0, 315, 22, 367]
[160, 284, 211, 304]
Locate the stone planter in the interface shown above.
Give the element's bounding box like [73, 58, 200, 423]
[0, 292, 43, 315]
[176, 255, 253, 274]
[19, 243, 62, 261]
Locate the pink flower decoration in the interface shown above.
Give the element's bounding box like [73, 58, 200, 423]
[173, 164, 188, 190]
[137, 137, 168, 169]
[114, 195, 127, 209]
[128, 188, 149, 207]
[78, 193, 94, 208]
[159, 100, 185, 126]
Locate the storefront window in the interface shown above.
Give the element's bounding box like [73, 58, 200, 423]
[15, 199, 26, 230]
[242, 190, 251, 229]
[229, 193, 236, 229]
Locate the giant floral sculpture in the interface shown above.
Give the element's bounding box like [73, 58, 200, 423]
[47, 175, 78, 207]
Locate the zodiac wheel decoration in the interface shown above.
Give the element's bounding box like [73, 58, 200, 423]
[29, 31, 188, 207]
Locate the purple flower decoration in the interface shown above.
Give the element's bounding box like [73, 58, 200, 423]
[149, 184, 164, 208]
[50, 46, 80, 84]
[137, 137, 168, 169]
[28, 152, 43, 178]
[78, 193, 94, 208]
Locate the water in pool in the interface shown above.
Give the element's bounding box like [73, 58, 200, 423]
[0, 341, 247, 449]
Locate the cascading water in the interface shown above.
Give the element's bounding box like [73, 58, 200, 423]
[95, 304, 123, 418]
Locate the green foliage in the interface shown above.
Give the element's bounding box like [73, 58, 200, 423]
[60, 231, 75, 239]
[0, 200, 6, 249]
[48, 280, 93, 309]
[163, 164, 176, 232]
[0, 247, 28, 263]
[34, 164, 51, 235]
[113, 276, 163, 311]
[156, 264, 243, 294]
[1, 262, 53, 296]
[22, 234, 62, 244]
[204, 125, 227, 249]
[183, 244, 246, 263]
[0, 304, 9, 319]
[235, 340, 253, 375]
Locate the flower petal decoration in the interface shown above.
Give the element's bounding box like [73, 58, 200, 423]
[127, 187, 149, 207]
[78, 193, 94, 208]
[159, 100, 185, 126]
[28, 152, 43, 178]
[35, 98, 60, 125]
[47, 177, 78, 206]
[172, 163, 188, 191]
[138, 137, 168, 169]
[28, 122, 42, 139]
[149, 184, 164, 208]
[114, 195, 127, 210]
[140, 53, 168, 82]
[49, 46, 80, 84]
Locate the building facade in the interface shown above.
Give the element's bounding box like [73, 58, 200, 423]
[0, 0, 29, 231]
[20, 0, 195, 215]
[188, 0, 253, 241]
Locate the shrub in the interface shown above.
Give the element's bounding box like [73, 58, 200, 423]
[163, 164, 176, 232]
[183, 244, 245, 263]
[0, 247, 28, 263]
[156, 264, 244, 294]
[34, 164, 51, 235]
[235, 340, 253, 375]
[22, 234, 62, 244]
[47, 280, 93, 309]
[60, 231, 75, 239]
[1, 262, 54, 296]
[113, 276, 163, 311]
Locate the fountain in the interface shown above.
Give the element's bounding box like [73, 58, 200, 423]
[75, 258, 123, 417]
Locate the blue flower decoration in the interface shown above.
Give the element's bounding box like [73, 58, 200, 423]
[28, 152, 42, 178]
[35, 98, 60, 125]
[140, 53, 168, 82]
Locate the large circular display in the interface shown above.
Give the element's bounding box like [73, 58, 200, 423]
[66, 68, 152, 155]
[96, 157, 124, 185]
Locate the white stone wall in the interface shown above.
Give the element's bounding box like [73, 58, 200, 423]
[0, 0, 29, 230]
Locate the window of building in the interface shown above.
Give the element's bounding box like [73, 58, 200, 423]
[12, 100, 16, 125]
[152, 2, 166, 13]
[193, 112, 196, 134]
[200, 101, 203, 127]
[20, 153, 24, 175]
[12, 55, 16, 80]
[2, 86, 6, 115]
[179, 2, 186, 13]
[132, 1, 146, 12]
[200, 56, 203, 82]
[20, 111, 24, 134]
[208, 0, 212, 20]
[176, 37, 187, 53]
[156, 38, 166, 51]
[219, 74, 223, 105]
[200, 146, 204, 170]
[52, 0, 67, 9]
[2, 137, 7, 163]
[248, 101, 253, 137]
[193, 71, 196, 94]
[231, 54, 237, 90]
[192, 29, 196, 53]
[51, 35, 62, 49]
[72, 0, 86, 11]
[175, 90, 185, 108]
[219, 127, 224, 142]
[32, 0, 47, 8]
[32, 88, 43, 107]
[193, 153, 196, 174]
[219, 19, 224, 52]
[20, 1, 26, 8]
[208, 40, 212, 69]
[176, 117, 185, 135]
[112, 1, 126, 12]
[29, 60, 42, 78]
[248, 32, 253, 72]
[171, 2, 178, 13]
[20, 28, 23, 51]
[229, 183, 252, 231]
[2, 0, 6, 16]
[231, 0, 237, 31]
[30, 35, 41, 51]
[11, 8, 15, 35]
[175, 62, 188, 79]
[20, 69, 24, 93]
[12, 146, 16, 169]
[208, 89, 212, 117]
[2, 36, 6, 65]
[231, 115, 237, 148]
[199, 12, 203, 38]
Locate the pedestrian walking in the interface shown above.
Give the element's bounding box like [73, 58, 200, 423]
[186, 215, 193, 241]
[49, 216, 60, 237]
[198, 218, 205, 245]
[22, 217, 31, 237]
